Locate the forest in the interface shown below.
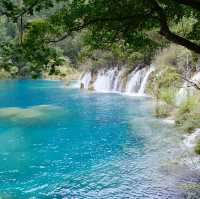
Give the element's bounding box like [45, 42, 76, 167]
[0, 0, 199, 77]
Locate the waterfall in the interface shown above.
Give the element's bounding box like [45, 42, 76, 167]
[125, 69, 142, 94]
[138, 65, 155, 95]
[113, 69, 125, 92]
[80, 65, 154, 96]
[80, 72, 92, 89]
[93, 68, 117, 92]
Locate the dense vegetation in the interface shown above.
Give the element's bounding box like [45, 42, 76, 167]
[0, 0, 200, 77]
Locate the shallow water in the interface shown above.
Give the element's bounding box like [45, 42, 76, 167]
[0, 80, 198, 199]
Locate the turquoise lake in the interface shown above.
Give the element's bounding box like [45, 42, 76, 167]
[0, 80, 198, 198]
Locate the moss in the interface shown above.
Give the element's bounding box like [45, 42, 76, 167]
[195, 139, 200, 155]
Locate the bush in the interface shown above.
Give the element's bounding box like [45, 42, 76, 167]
[159, 88, 176, 105]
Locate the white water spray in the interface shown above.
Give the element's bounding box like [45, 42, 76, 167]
[80, 65, 155, 96]
[93, 68, 117, 92]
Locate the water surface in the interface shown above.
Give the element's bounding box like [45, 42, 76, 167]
[0, 80, 198, 198]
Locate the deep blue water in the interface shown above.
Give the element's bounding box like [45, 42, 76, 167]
[0, 80, 197, 199]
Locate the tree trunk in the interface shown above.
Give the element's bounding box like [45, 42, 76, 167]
[159, 29, 200, 54]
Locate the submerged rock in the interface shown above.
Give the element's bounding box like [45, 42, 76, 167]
[0, 105, 64, 126]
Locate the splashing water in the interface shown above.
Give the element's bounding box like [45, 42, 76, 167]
[93, 68, 117, 92]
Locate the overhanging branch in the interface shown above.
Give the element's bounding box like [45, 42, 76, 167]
[152, 0, 200, 54]
[48, 13, 154, 43]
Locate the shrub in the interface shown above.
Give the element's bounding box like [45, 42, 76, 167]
[159, 88, 176, 105]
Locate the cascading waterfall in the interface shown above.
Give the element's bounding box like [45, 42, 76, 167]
[125, 65, 154, 95]
[125, 69, 142, 94]
[113, 69, 125, 92]
[138, 65, 155, 95]
[80, 71, 92, 89]
[80, 65, 155, 96]
[93, 68, 117, 92]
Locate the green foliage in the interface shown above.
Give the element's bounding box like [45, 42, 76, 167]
[1, 0, 200, 54]
[0, 69, 12, 79]
[177, 96, 199, 116]
[159, 88, 176, 105]
[0, 0, 200, 78]
[147, 64, 181, 97]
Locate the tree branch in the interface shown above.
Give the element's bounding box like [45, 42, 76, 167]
[48, 0, 200, 54]
[181, 75, 200, 90]
[48, 13, 154, 43]
[16, 0, 40, 18]
[152, 0, 200, 54]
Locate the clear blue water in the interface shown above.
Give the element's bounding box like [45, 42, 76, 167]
[0, 80, 197, 199]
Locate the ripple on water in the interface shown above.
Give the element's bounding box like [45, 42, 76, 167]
[0, 80, 199, 199]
